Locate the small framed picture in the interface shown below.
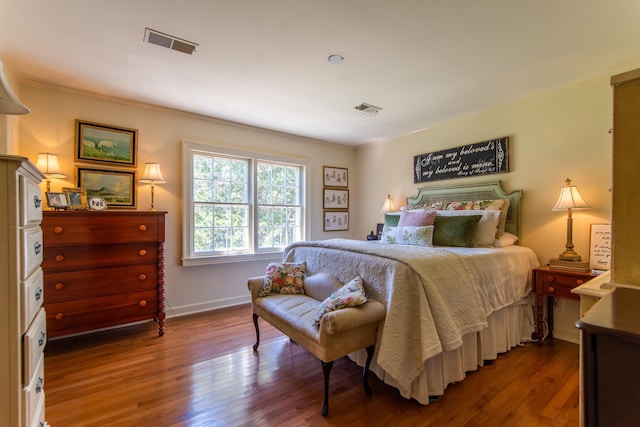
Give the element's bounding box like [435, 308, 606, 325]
[376, 223, 384, 239]
[63, 187, 88, 210]
[324, 211, 349, 231]
[323, 166, 348, 188]
[46, 192, 69, 210]
[590, 224, 612, 271]
[323, 188, 349, 209]
[75, 119, 138, 167]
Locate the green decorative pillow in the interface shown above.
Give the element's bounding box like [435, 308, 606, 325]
[384, 213, 401, 227]
[259, 262, 306, 297]
[313, 276, 367, 327]
[380, 225, 434, 247]
[433, 215, 482, 247]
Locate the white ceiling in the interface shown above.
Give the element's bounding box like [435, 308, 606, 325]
[1, 0, 640, 146]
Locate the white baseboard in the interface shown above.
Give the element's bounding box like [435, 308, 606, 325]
[165, 295, 251, 318]
[552, 326, 580, 344]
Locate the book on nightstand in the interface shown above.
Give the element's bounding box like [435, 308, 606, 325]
[548, 258, 591, 272]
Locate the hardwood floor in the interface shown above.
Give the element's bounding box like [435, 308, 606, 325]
[44, 304, 579, 426]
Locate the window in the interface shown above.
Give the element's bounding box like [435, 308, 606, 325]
[182, 141, 307, 265]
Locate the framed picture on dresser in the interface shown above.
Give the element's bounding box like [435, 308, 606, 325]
[77, 166, 137, 209]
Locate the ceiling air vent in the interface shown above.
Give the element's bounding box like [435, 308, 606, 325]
[354, 102, 382, 116]
[144, 28, 198, 55]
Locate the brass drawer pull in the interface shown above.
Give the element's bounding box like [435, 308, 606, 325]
[54, 226, 63, 234]
[55, 282, 65, 290]
[138, 274, 147, 281]
[139, 300, 147, 307]
[139, 224, 147, 232]
[139, 249, 147, 256]
[55, 254, 65, 262]
[576, 280, 584, 285]
[55, 312, 64, 320]
[547, 286, 556, 294]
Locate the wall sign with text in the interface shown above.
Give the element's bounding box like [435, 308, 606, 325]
[413, 137, 509, 183]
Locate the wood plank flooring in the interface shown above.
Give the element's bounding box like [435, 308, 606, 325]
[44, 304, 579, 426]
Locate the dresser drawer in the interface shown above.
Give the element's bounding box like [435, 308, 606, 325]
[44, 264, 158, 302]
[29, 390, 46, 427]
[43, 213, 161, 244]
[22, 226, 44, 279]
[46, 290, 158, 337]
[23, 354, 45, 427]
[23, 308, 47, 387]
[22, 267, 45, 334]
[42, 242, 158, 272]
[20, 175, 43, 227]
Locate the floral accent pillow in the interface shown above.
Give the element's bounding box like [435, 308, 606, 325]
[379, 225, 434, 247]
[259, 262, 306, 297]
[313, 276, 367, 327]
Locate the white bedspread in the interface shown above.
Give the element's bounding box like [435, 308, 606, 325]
[283, 239, 539, 399]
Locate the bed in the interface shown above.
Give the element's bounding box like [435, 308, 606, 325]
[282, 181, 539, 404]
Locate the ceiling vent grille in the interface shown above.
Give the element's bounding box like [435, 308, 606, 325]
[354, 102, 382, 116]
[144, 28, 198, 55]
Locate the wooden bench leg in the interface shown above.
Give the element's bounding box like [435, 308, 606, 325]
[252, 313, 260, 351]
[321, 360, 333, 417]
[363, 345, 375, 395]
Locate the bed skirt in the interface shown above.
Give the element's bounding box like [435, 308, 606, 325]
[350, 294, 535, 404]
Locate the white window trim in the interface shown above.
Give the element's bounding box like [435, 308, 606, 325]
[181, 140, 310, 266]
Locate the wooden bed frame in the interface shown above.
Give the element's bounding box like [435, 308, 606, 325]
[405, 180, 522, 239]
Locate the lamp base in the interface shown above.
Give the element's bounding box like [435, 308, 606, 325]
[558, 248, 582, 261]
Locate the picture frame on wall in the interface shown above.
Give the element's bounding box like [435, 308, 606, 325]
[324, 211, 349, 231]
[77, 166, 137, 209]
[323, 188, 349, 209]
[75, 119, 138, 167]
[62, 187, 88, 210]
[323, 166, 348, 188]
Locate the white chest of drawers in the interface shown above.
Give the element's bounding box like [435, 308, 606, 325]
[0, 154, 47, 427]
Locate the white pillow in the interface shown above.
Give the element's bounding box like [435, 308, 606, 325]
[379, 225, 434, 247]
[494, 232, 519, 247]
[435, 210, 501, 246]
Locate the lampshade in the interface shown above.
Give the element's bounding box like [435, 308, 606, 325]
[139, 162, 166, 184]
[35, 153, 66, 179]
[0, 60, 30, 115]
[380, 194, 395, 213]
[552, 178, 590, 211]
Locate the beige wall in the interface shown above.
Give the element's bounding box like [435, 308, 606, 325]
[16, 82, 357, 315]
[355, 75, 615, 342]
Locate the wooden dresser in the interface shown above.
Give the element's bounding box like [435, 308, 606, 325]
[41, 210, 166, 338]
[0, 155, 48, 427]
[576, 287, 640, 426]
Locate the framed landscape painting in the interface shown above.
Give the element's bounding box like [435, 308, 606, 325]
[77, 166, 137, 209]
[75, 119, 138, 167]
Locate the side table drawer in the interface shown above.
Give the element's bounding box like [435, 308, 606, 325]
[539, 272, 589, 299]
